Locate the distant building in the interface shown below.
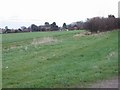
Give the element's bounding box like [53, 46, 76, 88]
[118, 1, 120, 18]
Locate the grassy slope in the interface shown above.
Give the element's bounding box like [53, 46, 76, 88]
[2, 30, 118, 88]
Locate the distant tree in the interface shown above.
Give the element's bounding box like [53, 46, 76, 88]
[28, 27, 32, 32]
[31, 24, 38, 31]
[67, 24, 76, 30]
[84, 17, 102, 33]
[51, 22, 59, 31]
[18, 28, 22, 32]
[52, 22, 56, 26]
[76, 21, 84, 29]
[108, 15, 115, 18]
[5, 26, 11, 33]
[40, 26, 46, 31]
[38, 26, 42, 31]
[83, 15, 117, 33]
[62, 23, 67, 29]
[20, 26, 27, 31]
[45, 22, 49, 26]
[44, 22, 51, 31]
[5, 26, 8, 30]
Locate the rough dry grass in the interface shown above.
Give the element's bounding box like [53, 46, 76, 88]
[31, 37, 59, 46]
[73, 31, 90, 38]
[3, 37, 60, 51]
[73, 30, 114, 39]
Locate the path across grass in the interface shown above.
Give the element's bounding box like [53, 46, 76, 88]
[88, 76, 118, 88]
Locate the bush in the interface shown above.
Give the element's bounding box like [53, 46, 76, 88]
[84, 15, 119, 33]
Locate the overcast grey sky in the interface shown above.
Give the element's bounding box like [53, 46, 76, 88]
[0, 0, 119, 29]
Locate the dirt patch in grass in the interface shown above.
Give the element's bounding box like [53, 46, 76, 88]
[72, 77, 118, 88]
[88, 77, 119, 88]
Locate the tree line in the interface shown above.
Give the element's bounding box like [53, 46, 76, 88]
[84, 15, 120, 33]
[1, 15, 120, 34]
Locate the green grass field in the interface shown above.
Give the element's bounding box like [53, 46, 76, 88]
[2, 30, 118, 88]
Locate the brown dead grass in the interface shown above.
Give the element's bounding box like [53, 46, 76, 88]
[4, 37, 60, 51]
[73, 31, 108, 39]
[73, 31, 91, 39]
[31, 37, 59, 46]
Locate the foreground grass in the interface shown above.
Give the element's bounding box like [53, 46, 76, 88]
[2, 30, 118, 88]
